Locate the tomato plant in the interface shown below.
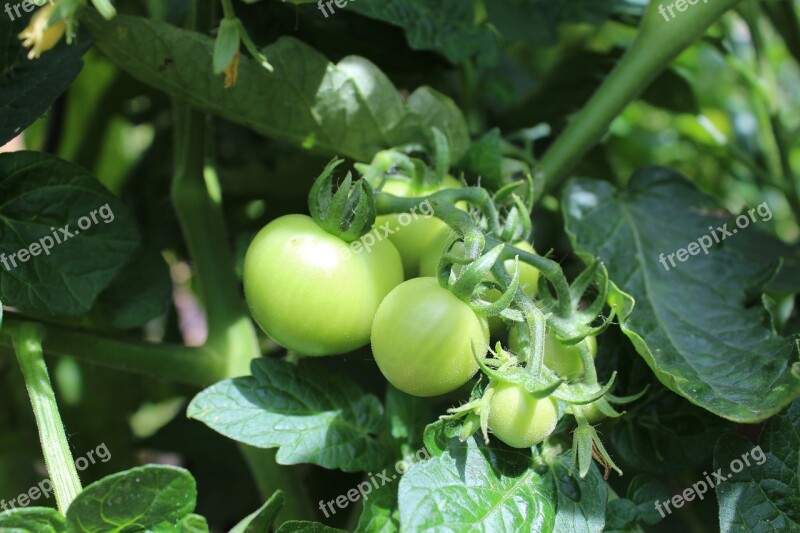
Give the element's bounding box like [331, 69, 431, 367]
[0, 0, 799, 532]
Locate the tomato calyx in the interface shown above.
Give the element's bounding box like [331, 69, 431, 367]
[308, 158, 376, 243]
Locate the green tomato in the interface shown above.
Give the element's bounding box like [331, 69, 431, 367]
[371, 277, 489, 397]
[488, 381, 559, 448]
[374, 175, 462, 278]
[419, 232, 540, 297]
[575, 401, 606, 424]
[508, 329, 597, 381]
[243, 214, 403, 356]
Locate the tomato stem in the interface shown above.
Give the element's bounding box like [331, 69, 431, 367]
[11, 322, 82, 514]
[0, 317, 222, 386]
[538, 0, 745, 192]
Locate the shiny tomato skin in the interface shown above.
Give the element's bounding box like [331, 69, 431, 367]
[371, 277, 489, 397]
[243, 214, 403, 356]
[488, 381, 559, 448]
[374, 175, 462, 278]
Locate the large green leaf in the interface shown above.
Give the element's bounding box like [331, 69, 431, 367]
[0, 508, 65, 533]
[0, 151, 140, 316]
[346, 0, 498, 65]
[397, 436, 556, 531]
[0, 11, 89, 146]
[65, 465, 198, 532]
[80, 12, 469, 163]
[563, 168, 800, 422]
[715, 399, 800, 532]
[187, 358, 388, 472]
[354, 481, 400, 533]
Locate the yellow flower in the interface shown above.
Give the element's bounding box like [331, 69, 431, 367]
[19, 5, 67, 60]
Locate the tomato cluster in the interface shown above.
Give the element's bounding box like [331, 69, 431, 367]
[242, 170, 602, 449]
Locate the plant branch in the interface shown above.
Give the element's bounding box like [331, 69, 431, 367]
[0, 317, 222, 387]
[12, 322, 82, 514]
[538, 0, 745, 193]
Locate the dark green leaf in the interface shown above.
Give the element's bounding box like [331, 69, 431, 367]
[65, 465, 197, 532]
[347, 0, 499, 65]
[563, 168, 800, 422]
[397, 436, 555, 531]
[80, 12, 467, 163]
[0, 508, 65, 533]
[385, 386, 434, 458]
[187, 358, 388, 472]
[604, 499, 638, 531]
[230, 491, 284, 533]
[715, 399, 800, 532]
[91, 244, 171, 329]
[0, 151, 140, 316]
[0, 13, 89, 146]
[610, 388, 733, 473]
[626, 475, 670, 525]
[459, 129, 504, 188]
[275, 521, 346, 533]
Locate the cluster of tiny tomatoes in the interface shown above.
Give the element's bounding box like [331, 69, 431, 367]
[242, 154, 613, 453]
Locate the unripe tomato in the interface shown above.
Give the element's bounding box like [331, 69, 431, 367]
[374, 175, 462, 277]
[575, 401, 606, 424]
[509, 329, 597, 381]
[371, 277, 489, 396]
[243, 214, 403, 356]
[488, 381, 559, 448]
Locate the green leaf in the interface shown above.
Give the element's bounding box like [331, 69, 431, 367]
[187, 358, 388, 472]
[275, 521, 346, 533]
[0, 151, 140, 316]
[65, 465, 198, 532]
[385, 386, 434, 458]
[610, 388, 733, 473]
[0, 508, 65, 533]
[91, 244, 171, 329]
[485, 0, 617, 47]
[563, 168, 800, 422]
[397, 436, 555, 531]
[346, 0, 499, 65]
[715, 399, 800, 532]
[551, 454, 607, 532]
[354, 481, 400, 533]
[174, 514, 209, 532]
[230, 491, 284, 533]
[604, 499, 638, 532]
[626, 476, 670, 526]
[0, 13, 89, 146]
[80, 12, 468, 163]
[459, 129, 503, 188]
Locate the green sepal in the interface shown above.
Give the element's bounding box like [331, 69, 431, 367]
[308, 159, 376, 243]
[213, 18, 241, 74]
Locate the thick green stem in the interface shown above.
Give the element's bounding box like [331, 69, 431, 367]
[0, 318, 221, 387]
[171, 103, 260, 378]
[539, 0, 744, 191]
[12, 323, 82, 514]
